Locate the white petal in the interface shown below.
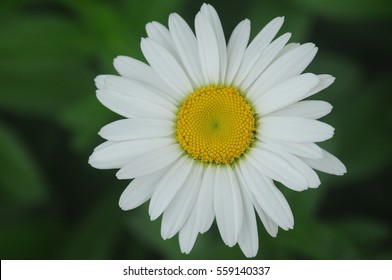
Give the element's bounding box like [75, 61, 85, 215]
[116, 143, 182, 179]
[254, 73, 319, 115]
[113, 56, 152, 80]
[146, 21, 178, 59]
[200, 4, 227, 83]
[304, 74, 335, 99]
[247, 146, 308, 191]
[248, 43, 318, 98]
[99, 118, 174, 141]
[234, 16, 284, 86]
[119, 167, 169, 210]
[141, 38, 193, 98]
[169, 13, 205, 87]
[239, 160, 294, 229]
[269, 100, 333, 119]
[234, 166, 278, 237]
[179, 206, 199, 254]
[96, 90, 133, 119]
[240, 33, 291, 92]
[149, 156, 194, 220]
[214, 165, 243, 247]
[92, 140, 114, 152]
[302, 148, 347, 175]
[88, 138, 173, 169]
[113, 56, 175, 100]
[100, 75, 177, 109]
[254, 204, 279, 237]
[95, 75, 106, 89]
[161, 164, 202, 239]
[260, 116, 334, 142]
[196, 165, 215, 233]
[225, 19, 250, 85]
[237, 180, 259, 258]
[261, 136, 323, 159]
[262, 143, 321, 188]
[273, 42, 300, 60]
[195, 12, 220, 84]
[96, 89, 174, 120]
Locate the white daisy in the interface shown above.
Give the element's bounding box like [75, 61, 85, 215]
[89, 3, 347, 257]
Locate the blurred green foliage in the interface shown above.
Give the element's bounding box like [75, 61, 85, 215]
[0, 0, 391, 259]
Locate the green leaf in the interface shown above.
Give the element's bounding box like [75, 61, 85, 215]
[62, 188, 123, 259]
[0, 219, 65, 259]
[0, 122, 48, 204]
[333, 218, 390, 248]
[278, 222, 360, 259]
[341, 76, 392, 178]
[0, 56, 94, 116]
[125, 0, 186, 24]
[294, 0, 392, 21]
[59, 95, 117, 153]
[0, 16, 94, 116]
[247, 0, 313, 42]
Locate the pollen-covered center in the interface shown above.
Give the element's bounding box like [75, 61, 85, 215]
[176, 85, 256, 165]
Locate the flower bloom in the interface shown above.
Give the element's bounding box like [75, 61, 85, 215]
[89, 3, 346, 257]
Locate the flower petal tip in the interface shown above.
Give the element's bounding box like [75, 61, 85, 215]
[337, 164, 347, 175]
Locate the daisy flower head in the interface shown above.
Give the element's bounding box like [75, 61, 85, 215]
[89, 3, 347, 258]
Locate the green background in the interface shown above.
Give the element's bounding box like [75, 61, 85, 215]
[1, 0, 391, 259]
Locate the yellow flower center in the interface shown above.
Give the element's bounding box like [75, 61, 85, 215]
[176, 85, 256, 165]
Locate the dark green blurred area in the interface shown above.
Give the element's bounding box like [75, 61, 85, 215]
[0, 0, 391, 260]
